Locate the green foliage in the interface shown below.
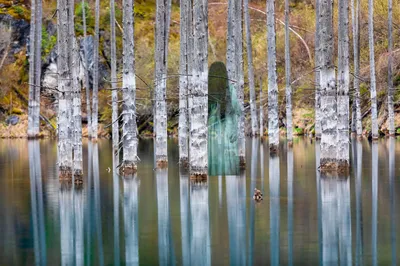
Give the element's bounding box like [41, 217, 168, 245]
[396, 128, 400, 135]
[294, 126, 304, 135]
[41, 27, 57, 59]
[74, 1, 94, 36]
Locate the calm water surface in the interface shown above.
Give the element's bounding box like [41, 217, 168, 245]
[0, 138, 400, 265]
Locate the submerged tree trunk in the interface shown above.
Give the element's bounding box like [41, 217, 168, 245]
[82, 0, 92, 139]
[57, 0, 73, 177]
[28, 0, 42, 138]
[110, 0, 119, 151]
[284, 0, 292, 143]
[189, 0, 208, 177]
[121, 0, 138, 175]
[154, 0, 171, 167]
[314, 0, 321, 139]
[179, 0, 191, 166]
[69, 0, 83, 177]
[236, 0, 245, 166]
[368, 0, 378, 139]
[91, 0, 100, 140]
[351, 0, 362, 136]
[387, 0, 394, 136]
[337, 0, 350, 169]
[244, 0, 258, 137]
[319, 0, 337, 170]
[267, 0, 279, 152]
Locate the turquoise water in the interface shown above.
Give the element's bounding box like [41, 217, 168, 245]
[0, 137, 399, 265]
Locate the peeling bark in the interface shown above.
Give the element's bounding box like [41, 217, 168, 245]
[337, 0, 350, 169]
[284, 0, 292, 143]
[154, 0, 171, 165]
[267, 0, 279, 152]
[368, 0, 378, 139]
[110, 0, 119, 151]
[189, 0, 208, 176]
[319, 0, 337, 170]
[387, 0, 395, 135]
[121, 0, 138, 173]
[82, 0, 92, 139]
[244, 0, 258, 137]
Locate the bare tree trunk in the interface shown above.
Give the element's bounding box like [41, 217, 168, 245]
[259, 77, 264, 138]
[179, 0, 190, 166]
[121, 0, 138, 175]
[244, 0, 258, 138]
[110, 0, 119, 151]
[314, 0, 321, 139]
[28, 0, 41, 138]
[189, 0, 208, 177]
[337, 0, 350, 169]
[387, 0, 395, 136]
[236, 0, 245, 166]
[319, 0, 337, 170]
[284, 0, 292, 143]
[226, 0, 237, 117]
[154, 0, 171, 167]
[57, 0, 73, 177]
[91, 0, 100, 140]
[368, 0, 378, 139]
[267, 0, 279, 152]
[81, 0, 92, 139]
[351, 0, 362, 136]
[69, 0, 83, 177]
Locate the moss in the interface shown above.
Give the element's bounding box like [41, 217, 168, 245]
[41, 27, 57, 59]
[293, 126, 304, 135]
[396, 128, 400, 135]
[11, 107, 23, 114]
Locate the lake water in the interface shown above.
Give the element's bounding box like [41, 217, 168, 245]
[0, 137, 399, 265]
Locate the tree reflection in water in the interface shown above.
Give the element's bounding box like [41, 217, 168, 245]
[123, 174, 139, 265]
[269, 154, 280, 266]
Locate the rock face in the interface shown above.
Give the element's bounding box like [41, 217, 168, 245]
[6, 115, 19, 125]
[0, 14, 30, 66]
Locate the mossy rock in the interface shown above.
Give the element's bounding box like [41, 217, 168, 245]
[11, 107, 23, 115]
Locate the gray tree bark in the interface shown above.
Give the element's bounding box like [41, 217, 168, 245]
[179, 0, 191, 166]
[267, 0, 279, 152]
[154, 0, 171, 167]
[319, 0, 337, 170]
[244, 0, 258, 137]
[110, 0, 119, 151]
[368, 0, 378, 139]
[351, 0, 362, 136]
[284, 0, 292, 143]
[259, 77, 264, 137]
[28, 0, 42, 138]
[121, 0, 138, 174]
[57, 0, 73, 177]
[189, 0, 208, 177]
[81, 0, 92, 139]
[387, 0, 395, 136]
[314, 0, 321, 139]
[337, 0, 350, 169]
[91, 0, 100, 140]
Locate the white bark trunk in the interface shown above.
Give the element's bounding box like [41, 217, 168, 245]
[189, 0, 208, 176]
[314, 0, 321, 139]
[154, 0, 171, 165]
[110, 0, 119, 151]
[259, 78, 264, 137]
[28, 0, 42, 138]
[91, 0, 100, 140]
[81, 0, 92, 139]
[267, 0, 279, 152]
[226, 0, 236, 116]
[368, 0, 378, 139]
[244, 0, 258, 137]
[284, 0, 292, 142]
[319, 0, 337, 170]
[179, 0, 190, 166]
[351, 0, 362, 136]
[337, 0, 350, 168]
[121, 0, 138, 174]
[57, 0, 73, 177]
[387, 0, 394, 136]
[123, 176, 139, 265]
[69, 0, 83, 178]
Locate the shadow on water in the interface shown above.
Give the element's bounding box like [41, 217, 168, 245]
[1, 137, 400, 265]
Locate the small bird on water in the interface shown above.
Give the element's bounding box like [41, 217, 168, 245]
[253, 188, 263, 202]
